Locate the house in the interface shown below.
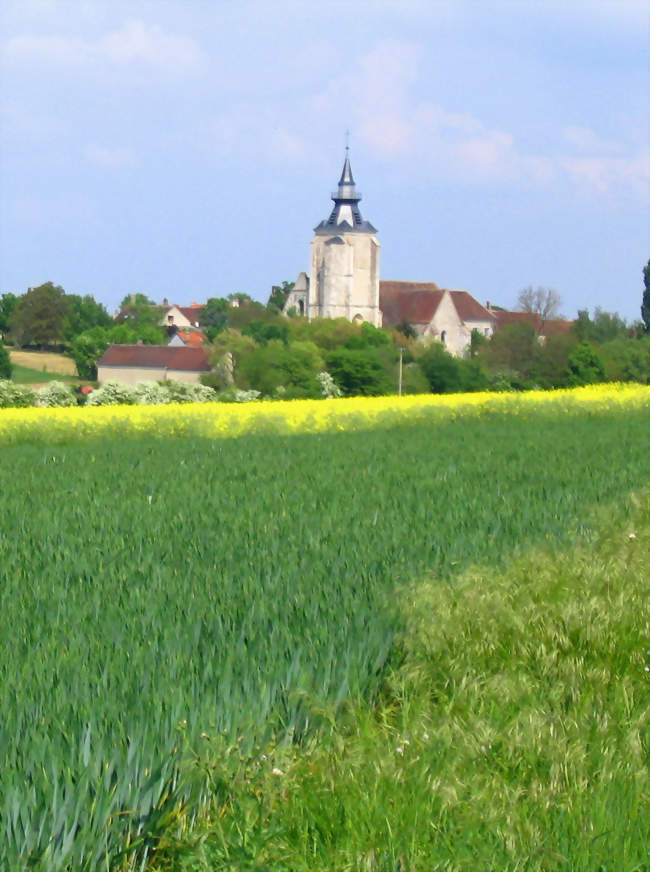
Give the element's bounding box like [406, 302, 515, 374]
[380, 282, 496, 355]
[167, 330, 207, 347]
[161, 303, 205, 329]
[97, 345, 210, 386]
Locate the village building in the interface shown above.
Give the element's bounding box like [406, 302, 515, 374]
[161, 303, 204, 329]
[283, 152, 495, 355]
[167, 329, 207, 348]
[97, 345, 210, 386]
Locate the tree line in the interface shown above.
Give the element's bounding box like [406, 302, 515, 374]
[1, 263, 649, 393]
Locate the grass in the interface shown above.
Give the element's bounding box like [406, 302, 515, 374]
[1, 402, 648, 870]
[8, 349, 77, 376]
[157, 491, 650, 871]
[9, 363, 83, 386]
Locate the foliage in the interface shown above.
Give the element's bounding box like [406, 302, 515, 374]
[573, 307, 629, 343]
[61, 294, 112, 342]
[238, 339, 323, 397]
[35, 381, 76, 407]
[1, 397, 649, 869]
[116, 297, 166, 343]
[324, 346, 393, 396]
[118, 292, 157, 309]
[267, 280, 294, 314]
[8, 282, 69, 347]
[567, 341, 606, 386]
[642, 258, 650, 332]
[0, 380, 36, 407]
[86, 381, 137, 405]
[533, 333, 577, 389]
[242, 318, 289, 346]
[479, 321, 539, 384]
[201, 297, 230, 333]
[600, 335, 650, 384]
[0, 339, 12, 379]
[0, 292, 17, 336]
[316, 370, 342, 398]
[516, 285, 562, 319]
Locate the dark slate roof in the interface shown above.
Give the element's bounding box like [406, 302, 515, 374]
[314, 151, 377, 235]
[379, 281, 495, 327]
[98, 345, 210, 371]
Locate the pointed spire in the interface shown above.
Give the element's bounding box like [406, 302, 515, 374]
[338, 148, 355, 187]
[314, 148, 377, 235]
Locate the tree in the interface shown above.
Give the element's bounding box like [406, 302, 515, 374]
[566, 341, 606, 386]
[479, 322, 539, 383]
[119, 293, 157, 309]
[202, 297, 230, 333]
[267, 281, 294, 314]
[642, 259, 650, 333]
[324, 347, 393, 396]
[517, 286, 562, 320]
[62, 294, 112, 343]
[0, 339, 12, 379]
[0, 293, 17, 337]
[8, 282, 69, 347]
[572, 308, 627, 344]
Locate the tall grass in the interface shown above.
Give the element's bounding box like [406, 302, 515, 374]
[182, 492, 649, 870]
[1, 403, 649, 869]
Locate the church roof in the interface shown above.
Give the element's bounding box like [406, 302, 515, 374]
[314, 150, 377, 235]
[379, 281, 495, 327]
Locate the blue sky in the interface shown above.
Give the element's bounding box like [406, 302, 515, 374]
[1, 0, 648, 321]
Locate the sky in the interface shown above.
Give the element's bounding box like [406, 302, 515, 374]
[1, 0, 649, 321]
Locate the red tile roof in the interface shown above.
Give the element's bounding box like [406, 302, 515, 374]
[493, 311, 573, 336]
[449, 291, 494, 322]
[380, 281, 444, 325]
[174, 330, 207, 347]
[98, 345, 210, 371]
[379, 281, 494, 327]
[175, 306, 205, 325]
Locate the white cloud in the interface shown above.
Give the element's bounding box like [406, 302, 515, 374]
[4, 19, 205, 74]
[84, 144, 136, 168]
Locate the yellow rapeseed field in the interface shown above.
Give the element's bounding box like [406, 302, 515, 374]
[0, 383, 648, 445]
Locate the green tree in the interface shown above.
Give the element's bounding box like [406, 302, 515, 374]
[119, 293, 157, 309]
[202, 298, 230, 334]
[642, 259, 650, 333]
[418, 342, 463, 393]
[566, 341, 606, 386]
[8, 282, 69, 347]
[572, 308, 627, 344]
[267, 281, 294, 314]
[534, 334, 577, 389]
[0, 339, 12, 379]
[600, 336, 650, 384]
[239, 340, 323, 397]
[62, 294, 112, 342]
[479, 322, 539, 384]
[116, 297, 166, 342]
[0, 293, 17, 337]
[325, 347, 393, 396]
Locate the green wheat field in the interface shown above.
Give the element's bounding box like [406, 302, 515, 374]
[1, 401, 649, 870]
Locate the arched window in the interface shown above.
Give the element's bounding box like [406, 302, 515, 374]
[298, 299, 305, 316]
[353, 314, 364, 324]
[440, 330, 447, 345]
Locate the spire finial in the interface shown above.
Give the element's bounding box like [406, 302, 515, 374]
[345, 129, 350, 152]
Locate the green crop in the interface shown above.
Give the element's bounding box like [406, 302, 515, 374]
[1, 404, 649, 869]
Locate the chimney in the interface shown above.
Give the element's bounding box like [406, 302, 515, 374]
[163, 297, 169, 306]
[486, 301, 492, 311]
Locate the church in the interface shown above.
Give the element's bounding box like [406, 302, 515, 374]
[283, 151, 495, 356]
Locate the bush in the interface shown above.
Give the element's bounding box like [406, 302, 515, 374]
[0, 341, 12, 379]
[0, 380, 36, 408]
[35, 381, 76, 407]
[86, 382, 137, 406]
[324, 347, 393, 396]
[160, 381, 216, 404]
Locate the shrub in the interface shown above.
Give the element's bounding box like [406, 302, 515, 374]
[317, 371, 342, 399]
[86, 381, 137, 406]
[0, 380, 36, 408]
[0, 340, 12, 379]
[35, 381, 76, 407]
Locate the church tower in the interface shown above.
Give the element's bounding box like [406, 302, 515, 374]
[309, 151, 381, 327]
